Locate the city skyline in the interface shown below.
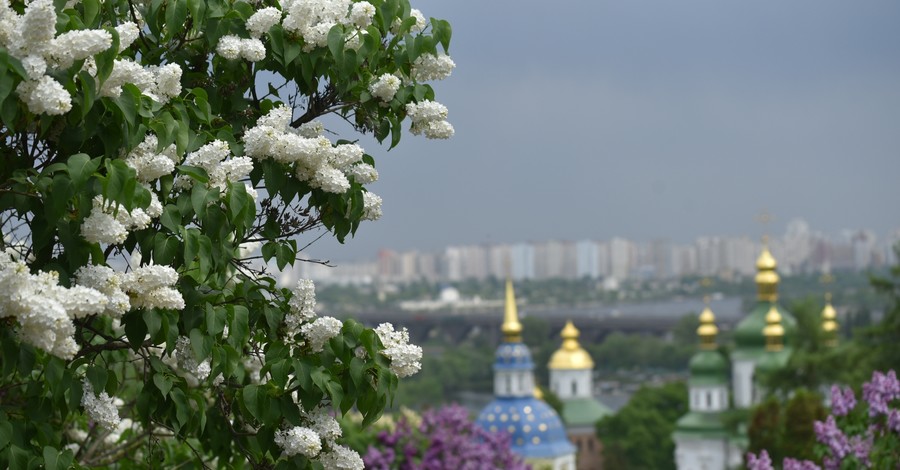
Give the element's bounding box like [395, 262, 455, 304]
[289, 218, 899, 284]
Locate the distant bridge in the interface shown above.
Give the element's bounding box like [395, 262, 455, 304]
[348, 297, 744, 344]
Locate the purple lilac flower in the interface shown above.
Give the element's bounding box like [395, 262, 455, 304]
[814, 415, 851, 459]
[888, 409, 900, 433]
[861, 370, 899, 418]
[747, 450, 774, 470]
[363, 405, 529, 470]
[822, 456, 840, 470]
[848, 433, 873, 466]
[783, 458, 822, 470]
[830, 385, 857, 417]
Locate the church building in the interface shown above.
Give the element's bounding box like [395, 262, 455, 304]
[476, 280, 576, 470]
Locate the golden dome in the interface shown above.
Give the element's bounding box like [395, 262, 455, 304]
[756, 246, 777, 271]
[534, 386, 544, 400]
[697, 300, 719, 349]
[763, 305, 784, 351]
[501, 279, 522, 343]
[755, 244, 780, 302]
[548, 321, 595, 370]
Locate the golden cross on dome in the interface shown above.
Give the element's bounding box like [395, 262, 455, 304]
[756, 210, 774, 243]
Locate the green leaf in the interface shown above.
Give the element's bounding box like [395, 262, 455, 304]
[7, 445, 29, 470]
[144, 309, 163, 340]
[198, 234, 213, 279]
[124, 311, 148, 351]
[205, 305, 226, 336]
[327, 24, 344, 63]
[86, 365, 108, 393]
[160, 204, 181, 232]
[186, 0, 207, 29]
[82, 0, 101, 24]
[242, 385, 261, 420]
[66, 154, 101, 189]
[191, 183, 210, 216]
[153, 234, 180, 265]
[177, 165, 209, 184]
[227, 305, 249, 348]
[113, 84, 140, 127]
[189, 328, 212, 362]
[165, 0, 189, 40]
[170, 388, 190, 428]
[153, 373, 173, 397]
[183, 228, 199, 264]
[349, 357, 366, 388]
[275, 241, 295, 271]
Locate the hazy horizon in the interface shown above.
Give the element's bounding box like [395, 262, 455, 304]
[301, 0, 900, 262]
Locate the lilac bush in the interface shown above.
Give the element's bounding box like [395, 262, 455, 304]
[363, 405, 530, 470]
[746, 370, 900, 470]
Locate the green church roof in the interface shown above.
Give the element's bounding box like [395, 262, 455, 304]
[689, 349, 729, 381]
[560, 397, 613, 428]
[733, 301, 797, 358]
[673, 411, 730, 439]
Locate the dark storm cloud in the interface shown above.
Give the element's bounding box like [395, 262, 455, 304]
[310, 0, 900, 261]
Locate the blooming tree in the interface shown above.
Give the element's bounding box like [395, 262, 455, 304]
[0, 0, 452, 467]
[746, 370, 900, 470]
[362, 405, 530, 470]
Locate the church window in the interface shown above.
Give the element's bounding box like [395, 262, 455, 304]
[572, 381, 577, 396]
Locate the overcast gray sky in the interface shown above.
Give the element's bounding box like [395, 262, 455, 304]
[310, 0, 900, 261]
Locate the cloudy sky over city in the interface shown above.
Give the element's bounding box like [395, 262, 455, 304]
[311, 0, 900, 261]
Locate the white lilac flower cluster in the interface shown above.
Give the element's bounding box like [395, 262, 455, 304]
[216, 5, 282, 62]
[367, 73, 401, 103]
[274, 426, 321, 457]
[0, 256, 107, 359]
[174, 140, 256, 199]
[81, 379, 121, 432]
[0, 0, 122, 115]
[318, 444, 365, 470]
[81, 195, 162, 245]
[300, 316, 343, 352]
[285, 279, 317, 334]
[216, 34, 267, 62]
[100, 59, 183, 104]
[361, 192, 382, 221]
[124, 134, 181, 183]
[410, 53, 455, 82]
[243, 107, 381, 213]
[75, 264, 185, 316]
[374, 322, 422, 378]
[273, 406, 363, 469]
[281, 0, 374, 52]
[406, 100, 454, 139]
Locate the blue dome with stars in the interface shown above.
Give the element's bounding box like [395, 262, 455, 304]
[476, 397, 575, 459]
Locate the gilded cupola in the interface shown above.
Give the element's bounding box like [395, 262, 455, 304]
[548, 321, 594, 370]
[822, 293, 839, 347]
[763, 305, 785, 352]
[755, 238, 780, 302]
[697, 296, 719, 350]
